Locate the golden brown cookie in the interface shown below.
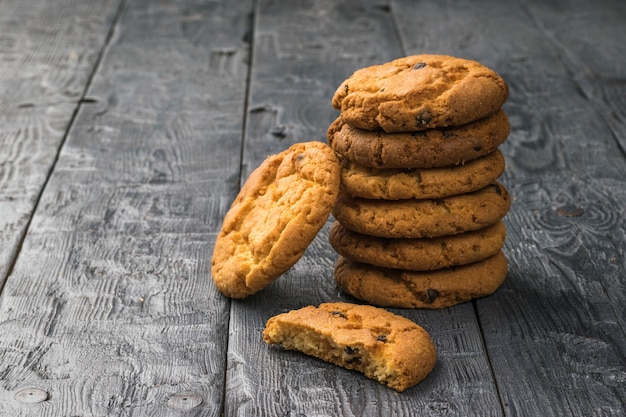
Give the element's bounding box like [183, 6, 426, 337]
[339, 150, 505, 200]
[263, 302, 437, 392]
[327, 110, 510, 169]
[329, 220, 506, 271]
[332, 54, 509, 132]
[334, 251, 508, 309]
[211, 141, 340, 298]
[332, 182, 511, 238]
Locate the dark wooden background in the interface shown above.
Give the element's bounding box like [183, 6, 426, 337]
[0, 0, 624, 416]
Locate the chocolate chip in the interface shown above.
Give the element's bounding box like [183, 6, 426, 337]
[473, 145, 482, 152]
[427, 289, 440, 303]
[376, 335, 388, 343]
[492, 184, 503, 196]
[413, 62, 426, 70]
[344, 346, 359, 355]
[346, 356, 362, 365]
[343, 85, 349, 94]
[416, 110, 432, 127]
[331, 311, 347, 319]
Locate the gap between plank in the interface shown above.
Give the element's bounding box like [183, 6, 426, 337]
[221, 0, 258, 415]
[237, 0, 259, 189]
[387, 0, 408, 61]
[472, 300, 507, 415]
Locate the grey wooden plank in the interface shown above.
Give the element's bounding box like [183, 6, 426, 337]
[0, 0, 122, 288]
[0, 0, 252, 415]
[519, 0, 626, 156]
[391, 0, 626, 415]
[225, 1, 503, 416]
[484, 176, 626, 417]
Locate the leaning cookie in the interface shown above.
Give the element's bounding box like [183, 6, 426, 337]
[263, 302, 437, 392]
[332, 183, 511, 239]
[327, 110, 509, 169]
[339, 150, 505, 200]
[211, 141, 340, 298]
[332, 54, 509, 132]
[334, 252, 508, 309]
[329, 220, 506, 271]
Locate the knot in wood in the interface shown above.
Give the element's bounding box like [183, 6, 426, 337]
[14, 388, 49, 404]
[166, 393, 204, 410]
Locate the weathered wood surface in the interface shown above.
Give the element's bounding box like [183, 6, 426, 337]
[227, 1, 503, 416]
[0, 0, 122, 287]
[0, 0, 624, 416]
[0, 0, 251, 415]
[392, 1, 626, 416]
[393, 0, 626, 415]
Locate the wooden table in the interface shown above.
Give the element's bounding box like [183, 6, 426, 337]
[1, 0, 624, 416]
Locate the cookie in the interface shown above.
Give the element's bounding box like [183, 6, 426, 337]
[329, 220, 506, 271]
[211, 141, 340, 298]
[339, 149, 505, 200]
[332, 54, 509, 132]
[334, 251, 508, 309]
[263, 302, 437, 392]
[332, 182, 511, 238]
[327, 110, 509, 169]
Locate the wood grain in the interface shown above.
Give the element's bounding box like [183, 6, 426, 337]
[0, 0, 252, 415]
[520, 0, 626, 156]
[0, 0, 122, 287]
[226, 1, 503, 416]
[0, 0, 623, 416]
[485, 176, 626, 417]
[240, 0, 403, 176]
[392, 0, 626, 415]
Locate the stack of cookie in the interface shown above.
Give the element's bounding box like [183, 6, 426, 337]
[327, 55, 512, 309]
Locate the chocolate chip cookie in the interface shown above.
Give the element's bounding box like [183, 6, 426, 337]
[263, 302, 437, 392]
[332, 183, 511, 238]
[332, 54, 509, 132]
[329, 220, 506, 271]
[327, 110, 509, 169]
[211, 141, 340, 298]
[338, 149, 505, 200]
[334, 251, 508, 309]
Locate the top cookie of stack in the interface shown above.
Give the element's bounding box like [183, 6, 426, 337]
[327, 54, 512, 309]
[331, 54, 508, 133]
